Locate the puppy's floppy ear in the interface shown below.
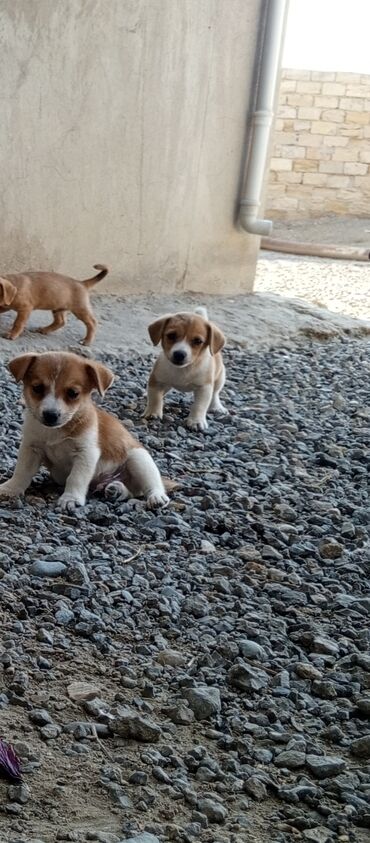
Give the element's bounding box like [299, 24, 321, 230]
[207, 322, 226, 355]
[9, 354, 37, 382]
[0, 278, 17, 307]
[148, 315, 171, 346]
[85, 361, 114, 396]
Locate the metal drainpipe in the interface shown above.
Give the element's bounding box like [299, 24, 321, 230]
[239, 0, 289, 236]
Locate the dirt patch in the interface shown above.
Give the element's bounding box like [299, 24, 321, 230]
[269, 214, 370, 248]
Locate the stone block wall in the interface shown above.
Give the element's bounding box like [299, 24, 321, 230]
[267, 69, 370, 219]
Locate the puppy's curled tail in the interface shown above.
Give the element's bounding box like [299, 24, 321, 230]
[81, 264, 109, 289]
[195, 306, 208, 320]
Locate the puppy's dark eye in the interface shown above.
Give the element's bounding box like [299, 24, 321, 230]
[32, 383, 45, 396]
[166, 332, 177, 342]
[66, 388, 79, 400]
[192, 337, 203, 346]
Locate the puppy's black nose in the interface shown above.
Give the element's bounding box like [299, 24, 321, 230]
[172, 349, 186, 365]
[42, 410, 60, 427]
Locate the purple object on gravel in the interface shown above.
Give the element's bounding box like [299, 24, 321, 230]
[0, 738, 22, 780]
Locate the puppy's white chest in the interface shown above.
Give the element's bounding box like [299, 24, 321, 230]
[42, 438, 79, 482]
[156, 354, 212, 392]
[24, 415, 100, 485]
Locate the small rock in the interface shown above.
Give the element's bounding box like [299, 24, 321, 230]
[356, 697, 370, 716]
[306, 754, 345, 778]
[239, 640, 266, 660]
[164, 702, 195, 725]
[295, 662, 322, 680]
[67, 681, 102, 702]
[55, 608, 74, 625]
[7, 782, 30, 804]
[110, 707, 161, 742]
[183, 686, 221, 720]
[120, 835, 160, 843]
[36, 628, 54, 645]
[29, 709, 53, 726]
[244, 775, 267, 801]
[129, 771, 148, 785]
[200, 540, 216, 553]
[228, 661, 269, 692]
[275, 750, 306, 770]
[350, 735, 370, 759]
[30, 560, 67, 577]
[319, 539, 343, 559]
[197, 798, 228, 823]
[156, 649, 187, 667]
[303, 829, 332, 843]
[40, 724, 61, 740]
[152, 765, 171, 784]
[313, 636, 339, 656]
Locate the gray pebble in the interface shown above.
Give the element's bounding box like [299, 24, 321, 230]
[29, 560, 67, 577]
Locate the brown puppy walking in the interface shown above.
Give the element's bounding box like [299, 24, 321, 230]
[0, 264, 108, 344]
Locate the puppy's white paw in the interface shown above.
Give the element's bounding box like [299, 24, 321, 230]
[57, 492, 85, 512]
[142, 408, 163, 420]
[209, 401, 228, 415]
[105, 481, 131, 502]
[146, 489, 170, 509]
[0, 480, 23, 499]
[186, 416, 208, 431]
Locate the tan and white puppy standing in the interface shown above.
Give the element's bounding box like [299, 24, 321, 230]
[0, 352, 169, 511]
[144, 307, 226, 430]
[0, 264, 108, 344]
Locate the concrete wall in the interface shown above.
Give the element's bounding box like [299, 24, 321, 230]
[0, 0, 263, 295]
[267, 69, 370, 219]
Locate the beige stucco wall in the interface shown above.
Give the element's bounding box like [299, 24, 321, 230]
[0, 0, 263, 295]
[267, 69, 370, 219]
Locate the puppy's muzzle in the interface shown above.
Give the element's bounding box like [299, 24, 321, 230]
[172, 349, 187, 366]
[42, 409, 60, 427]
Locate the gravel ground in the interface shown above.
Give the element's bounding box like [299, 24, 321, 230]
[0, 338, 369, 843]
[256, 252, 370, 323]
[257, 212, 370, 325]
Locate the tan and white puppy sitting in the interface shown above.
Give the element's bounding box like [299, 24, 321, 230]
[0, 352, 169, 511]
[144, 307, 226, 430]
